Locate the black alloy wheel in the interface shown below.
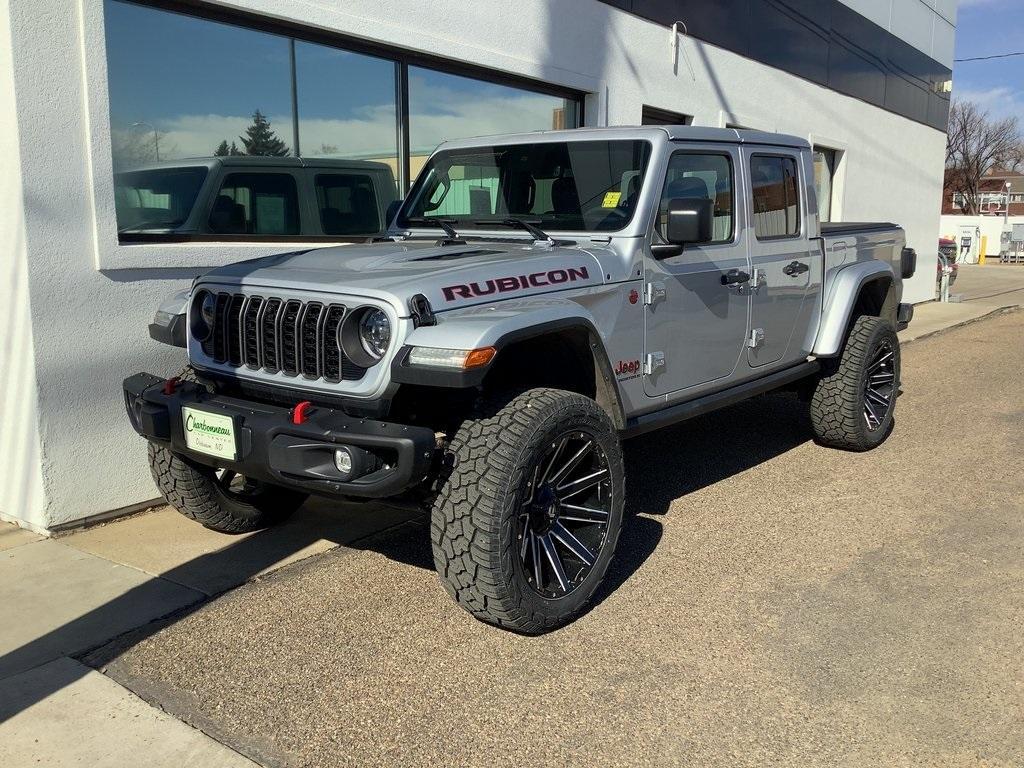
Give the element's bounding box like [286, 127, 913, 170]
[517, 430, 612, 598]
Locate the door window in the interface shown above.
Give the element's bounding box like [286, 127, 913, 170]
[315, 173, 381, 234]
[655, 152, 734, 244]
[209, 173, 300, 235]
[750, 155, 800, 239]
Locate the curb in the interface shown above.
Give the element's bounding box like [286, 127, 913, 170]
[901, 304, 1021, 346]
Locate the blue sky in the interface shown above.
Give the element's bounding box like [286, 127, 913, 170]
[953, 0, 1024, 120]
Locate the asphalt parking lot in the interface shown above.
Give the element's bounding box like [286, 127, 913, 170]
[90, 310, 1024, 767]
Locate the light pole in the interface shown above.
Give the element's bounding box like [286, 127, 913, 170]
[131, 121, 160, 161]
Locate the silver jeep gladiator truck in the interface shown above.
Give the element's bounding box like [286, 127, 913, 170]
[124, 126, 915, 633]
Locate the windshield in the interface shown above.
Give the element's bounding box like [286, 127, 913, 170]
[114, 166, 208, 232]
[398, 140, 652, 233]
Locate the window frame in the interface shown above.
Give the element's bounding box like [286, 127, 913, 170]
[748, 152, 803, 242]
[651, 149, 738, 248]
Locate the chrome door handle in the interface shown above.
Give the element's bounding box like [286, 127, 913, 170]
[783, 260, 809, 276]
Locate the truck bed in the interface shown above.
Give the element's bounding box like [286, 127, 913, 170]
[820, 221, 905, 303]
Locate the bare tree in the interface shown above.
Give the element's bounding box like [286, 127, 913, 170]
[946, 100, 1024, 214]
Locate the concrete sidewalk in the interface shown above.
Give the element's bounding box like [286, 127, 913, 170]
[899, 262, 1024, 344]
[0, 498, 421, 767]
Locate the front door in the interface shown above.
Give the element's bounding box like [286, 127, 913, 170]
[743, 150, 819, 367]
[644, 147, 750, 398]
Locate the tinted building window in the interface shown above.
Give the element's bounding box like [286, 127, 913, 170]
[750, 155, 800, 239]
[294, 42, 399, 175]
[209, 173, 300, 235]
[813, 148, 837, 222]
[642, 106, 692, 125]
[104, 0, 293, 170]
[103, 0, 582, 240]
[407, 67, 579, 179]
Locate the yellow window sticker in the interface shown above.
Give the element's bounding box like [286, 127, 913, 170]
[601, 191, 622, 208]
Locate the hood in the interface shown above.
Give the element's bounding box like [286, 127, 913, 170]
[199, 239, 607, 315]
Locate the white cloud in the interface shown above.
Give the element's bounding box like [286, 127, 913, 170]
[953, 84, 1024, 122]
[113, 78, 570, 166]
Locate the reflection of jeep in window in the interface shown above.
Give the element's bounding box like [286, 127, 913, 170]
[114, 156, 397, 242]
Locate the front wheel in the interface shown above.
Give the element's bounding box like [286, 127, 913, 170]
[810, 315, 900, 451]
[431, 388, 625, 634]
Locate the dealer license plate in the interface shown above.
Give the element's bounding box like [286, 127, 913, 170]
[181, 406, 237, 461]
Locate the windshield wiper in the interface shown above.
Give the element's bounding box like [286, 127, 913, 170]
[404, 217, 461, 240]
[475, 217, 553, 244]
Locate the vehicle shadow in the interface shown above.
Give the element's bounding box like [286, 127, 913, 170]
[623, 391, 812, 516]
[0, 391, 813, 719]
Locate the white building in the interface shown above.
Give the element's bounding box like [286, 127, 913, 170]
[1, 0, 955, 532]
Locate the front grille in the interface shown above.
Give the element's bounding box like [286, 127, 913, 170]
[201, 292, 366, 382]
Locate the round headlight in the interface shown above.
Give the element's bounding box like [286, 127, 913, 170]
[191, 290, 216, 341]
[358, 308, 391, 360]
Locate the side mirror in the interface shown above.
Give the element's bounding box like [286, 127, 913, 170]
[665, 197, 713, 244]
[385, 198, 403, 226]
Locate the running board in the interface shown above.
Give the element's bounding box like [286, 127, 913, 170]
[621, 361, 821, 439]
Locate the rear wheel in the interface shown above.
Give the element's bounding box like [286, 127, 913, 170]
[431, 388, 625, 634]
[810, 315, 900, 451]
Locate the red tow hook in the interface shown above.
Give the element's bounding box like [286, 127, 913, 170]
[163, 376, 181, 395]
[291, 400, 313, 425]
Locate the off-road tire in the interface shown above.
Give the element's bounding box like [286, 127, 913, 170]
[810, 315, 900, 451]
[147, 366, 306, 533]
[431, 388, 625, 634]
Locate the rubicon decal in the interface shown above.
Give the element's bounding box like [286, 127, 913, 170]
[442, 266, 590, 302]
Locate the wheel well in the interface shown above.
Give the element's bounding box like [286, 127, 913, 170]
[851, 276, 897, 323]
[481, 329, 625, 429]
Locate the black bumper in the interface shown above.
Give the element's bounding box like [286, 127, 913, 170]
[123, 373, 436, 499]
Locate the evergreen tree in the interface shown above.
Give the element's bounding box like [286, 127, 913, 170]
[229, 141, 242, 156]
[239, 110, 289, 156]
[214, 139, 230, 157]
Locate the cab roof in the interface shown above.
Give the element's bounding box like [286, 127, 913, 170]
[437, 125, 810, 151]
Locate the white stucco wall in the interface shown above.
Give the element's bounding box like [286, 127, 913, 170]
[4, 0, 948, 529]
[0, 0, 47, 531]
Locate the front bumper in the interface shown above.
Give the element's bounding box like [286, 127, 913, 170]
[123, 373, 436, 499]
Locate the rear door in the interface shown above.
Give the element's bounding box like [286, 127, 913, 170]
[743, 150, 819, 367]
[643, 146, 750, 398]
